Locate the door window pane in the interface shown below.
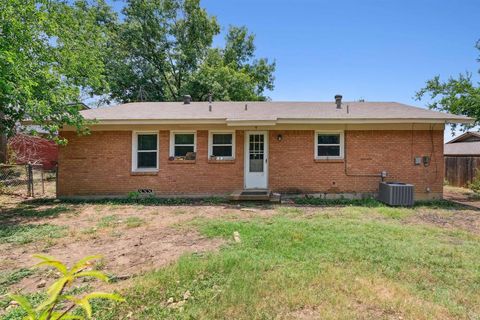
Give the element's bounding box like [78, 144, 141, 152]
[249, 159, 263, 172]
[249, 134, 264, 172]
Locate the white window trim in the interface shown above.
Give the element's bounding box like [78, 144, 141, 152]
[132, 131, 159, 172]
[314, 130, 344, 160]
[169, 130, 197, 157]
[208, 130, 236, 160]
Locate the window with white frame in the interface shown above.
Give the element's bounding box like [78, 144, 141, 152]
[132, 132, 158, 171]
[209, 131, 235, 159]
[170, 131, 196, 159]
[315, 131, 344, 159]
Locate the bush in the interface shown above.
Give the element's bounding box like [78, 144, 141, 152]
[469, 170, 480, 193]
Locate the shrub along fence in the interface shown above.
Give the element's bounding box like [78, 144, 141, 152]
[444, 156, 480, 187]
[0, 164, 56, 197]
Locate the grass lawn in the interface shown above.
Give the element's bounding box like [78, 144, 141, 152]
[96, 204, 480, 320]
[1, 196, 480, 319]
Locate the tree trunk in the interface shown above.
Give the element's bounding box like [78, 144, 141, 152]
[0, 133, 6, 164]
[0, 110, 6, 163]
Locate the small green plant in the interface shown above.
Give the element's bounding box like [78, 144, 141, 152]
[93, 258, 106, 271]
[125, 217, 144, 228]
[202, 196, 226, 205]
[80, 227, 97, 235]
[8, 254, 124, 320]
[469, 169, 480, 193]
[0, 268, 35, 295]
[97, 215, 119, 228]
[127, 191, 141, 201]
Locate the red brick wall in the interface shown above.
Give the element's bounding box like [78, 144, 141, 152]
[58, 130, 244, 196]
[269, 130, 443, 199]
[58, 129, 444, 199]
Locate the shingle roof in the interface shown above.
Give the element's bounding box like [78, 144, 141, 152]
[81, 101, 472, 124]
[445, 132, 480, 144]
[444, 142, 480, 156]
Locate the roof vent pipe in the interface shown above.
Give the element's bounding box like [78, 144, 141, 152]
[335, 95, 342, 109]
[183, 95, 191, 104]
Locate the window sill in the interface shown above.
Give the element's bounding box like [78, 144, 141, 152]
[131, 171, 159, 176]
[314, 159, 345, 163]
[168, 159, 196, 164]
[208, 159, 236, 164]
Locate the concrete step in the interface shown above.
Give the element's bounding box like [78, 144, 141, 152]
[229, 189, 278, 201]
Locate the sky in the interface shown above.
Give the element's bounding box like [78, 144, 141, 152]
[109, 0, 480, 140]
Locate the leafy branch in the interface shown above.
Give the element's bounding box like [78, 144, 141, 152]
[8, 254, 125, 320]
[416, 39, 480, 132]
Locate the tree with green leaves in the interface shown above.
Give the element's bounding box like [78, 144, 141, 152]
[0, 0, 116, 142]
[185, 26, 276, 101]
[105, 0, 275, 103]
[0, 0, 275, 162]
[416, 40, 480, 130]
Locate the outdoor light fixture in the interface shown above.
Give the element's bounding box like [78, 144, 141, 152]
[277, 134, 283, 141]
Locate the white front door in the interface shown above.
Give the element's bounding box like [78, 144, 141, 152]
[244, 131, 268, 189]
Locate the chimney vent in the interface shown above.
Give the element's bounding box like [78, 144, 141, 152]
[183, 95, 192, 104]
[335, 94, 342, 109]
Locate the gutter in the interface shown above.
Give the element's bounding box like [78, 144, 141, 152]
[51, 117, 473, 126]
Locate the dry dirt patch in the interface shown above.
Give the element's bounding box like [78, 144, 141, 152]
[444, 185, 480, 209]
[0, 200, 277, 293]
[404, 208, 480, 235]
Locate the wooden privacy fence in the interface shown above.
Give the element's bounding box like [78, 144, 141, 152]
[444, 156, 480, 187]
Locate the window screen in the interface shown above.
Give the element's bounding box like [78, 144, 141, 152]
[136, 134, 157, 169]
[211, 133, 233, 158]
[316, 133, 342, 158]
[173, 133, 195, 157]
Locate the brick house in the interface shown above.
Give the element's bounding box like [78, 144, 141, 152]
[58, 96, 471, 199]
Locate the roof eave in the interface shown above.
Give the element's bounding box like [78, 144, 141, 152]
[277, 118, 462, 124]
[82, 117, 471, 125]
[84, 119, 227, 125]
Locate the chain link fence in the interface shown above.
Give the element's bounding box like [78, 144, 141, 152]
[0, 164, 56, 198]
